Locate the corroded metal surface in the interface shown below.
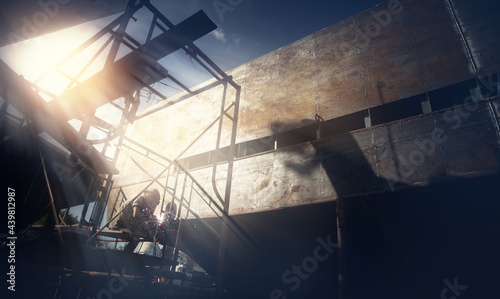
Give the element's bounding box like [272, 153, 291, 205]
[451, 0, 500, 76]
[228, 99, 500, 214]
[128, 0, 500, 169]
[114, 0, 500, 217]
[113, 98, 500, 216]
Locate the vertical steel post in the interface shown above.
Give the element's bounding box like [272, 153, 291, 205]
[80, 0, 137, 229]
[79, 173, 95, 228]
[337, 197, 346, 299]
[104, 0, 137, 68]
[216, 81, 240, 296]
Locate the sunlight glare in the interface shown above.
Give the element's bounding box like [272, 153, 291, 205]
[0, 19, 107, 98]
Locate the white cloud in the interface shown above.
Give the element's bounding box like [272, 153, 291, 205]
[211, 28, 227, 43]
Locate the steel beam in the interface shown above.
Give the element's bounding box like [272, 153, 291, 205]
[47, 10, 217, 121]
[0, 59, 118, 174]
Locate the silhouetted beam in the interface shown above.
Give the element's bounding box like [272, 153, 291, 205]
[49, 10, 217, 121]
[0, 60, 119, 174]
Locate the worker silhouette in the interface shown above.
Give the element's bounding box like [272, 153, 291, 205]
[165, 200, 177, 222]
[116, 188, 161, 251]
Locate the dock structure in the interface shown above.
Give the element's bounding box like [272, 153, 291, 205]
[1, 0, 500, 298]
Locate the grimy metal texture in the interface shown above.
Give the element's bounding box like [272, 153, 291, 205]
[450, 0, 500, 76]
[229, 98, 500, 214]
[114, 97, 500, 216]
[235, 0, 472, 139]
[128, 0, 500, 166]
[0, 0, 128, 47]
[112, 0, 500, 214]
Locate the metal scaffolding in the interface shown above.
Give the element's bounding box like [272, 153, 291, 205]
[1, 0, 241, 296]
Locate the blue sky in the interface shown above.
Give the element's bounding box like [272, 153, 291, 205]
[156, 0, 384, 71]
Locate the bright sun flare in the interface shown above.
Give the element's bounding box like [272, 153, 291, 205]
[0, 16, 125, 149]
[0, 19, 107, 98]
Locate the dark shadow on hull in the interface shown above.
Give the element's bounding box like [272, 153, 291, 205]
[267, 119, 500, 299]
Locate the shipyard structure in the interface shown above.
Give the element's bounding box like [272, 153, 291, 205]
[1, 0, 499, 298]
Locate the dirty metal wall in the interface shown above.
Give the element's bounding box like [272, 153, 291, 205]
[110, 97, 500, 217]
[222, 97, 500, 214]
[110, 0, 500, 217]
[121, 0, 500, 168]
[450, 0, 500, 76]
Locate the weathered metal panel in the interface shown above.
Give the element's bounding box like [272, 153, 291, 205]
[112, 99, 500, 216]
[229, 153, 278, 214]
[120, 0, 500, 205]
[277, 37, 316, 91]
[276, 81, 317, 131]
[403, 0, 472, 90]
[316, 66, 367, 120]
[231, 99, 500, 213]
[381, 102, 499, 181]
[275, 37, 318, 131]
[312, 21, 359, 77]
[133, 0, 486, 153]
[364, 49, 424, 107]
[237, 52, 278, 140]
[451, 0, 500, 76]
